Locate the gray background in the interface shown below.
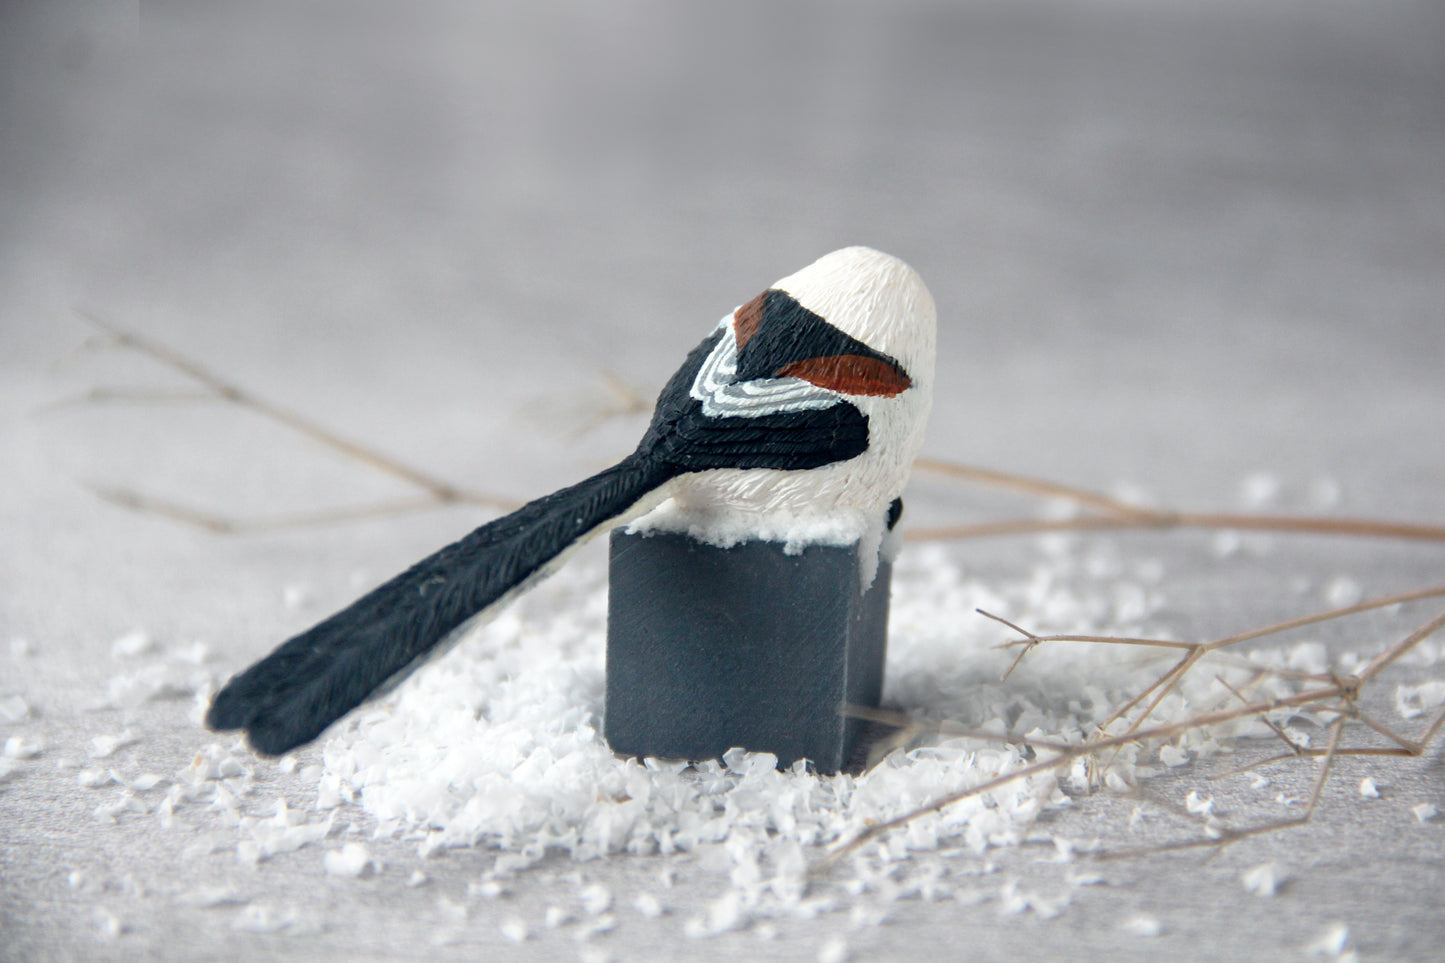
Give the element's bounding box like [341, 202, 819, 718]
[3, 1, 1444, 960]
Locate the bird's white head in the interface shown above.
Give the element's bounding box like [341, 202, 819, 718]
[635, 246, 937, 574]
[768, 245, 936, 471]
[771, 245, 937, 394]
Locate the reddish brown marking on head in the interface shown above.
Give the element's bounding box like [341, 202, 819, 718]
[777, 355, 912, 397]
[732, 291, 767, 350]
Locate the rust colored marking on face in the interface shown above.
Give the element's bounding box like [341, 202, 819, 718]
[777, 355, 912, 397]
[732, 291, 767, 350]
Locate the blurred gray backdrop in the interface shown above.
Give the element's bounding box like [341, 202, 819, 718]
[3, 2, 1444, 960]
[5, 0, 1442, 508]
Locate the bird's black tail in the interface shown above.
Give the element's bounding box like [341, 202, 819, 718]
[206, 453, 673, 756]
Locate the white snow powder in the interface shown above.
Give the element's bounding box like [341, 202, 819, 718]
[1120, 914, 1163, 937]
[1241, 862, 1288, 897]
[323, 842, 373, 877]
[193, 535, 1438, 934]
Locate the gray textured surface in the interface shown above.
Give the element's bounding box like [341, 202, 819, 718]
[3, 1, 1445, 960]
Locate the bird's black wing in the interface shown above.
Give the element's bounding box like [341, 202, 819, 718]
[636, 329, 871, 473]
[648, 401, 869, 472]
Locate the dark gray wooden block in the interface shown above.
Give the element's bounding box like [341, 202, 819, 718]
[604, 529, 891, 774]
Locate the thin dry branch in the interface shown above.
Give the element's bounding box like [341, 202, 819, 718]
[817, 597, 1445, 872]
[1359, 607, 1445, 680]
[821, 681, 1353, 868]
[997, 584, 1445, 743]
[67, 312, 518, 528]
[36, 387, 219, 413]
[88, 486, 460, 535]
[910, 457, 1445, 543]
[1219, 675, 1306, 755]
[1101, 714, 1349, 860]
[843, 703, 1076, 753]
[909, 509, 1445, 544]
[913, 457, 1154, 519]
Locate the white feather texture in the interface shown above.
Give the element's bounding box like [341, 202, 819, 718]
[632, 246, 936, 583]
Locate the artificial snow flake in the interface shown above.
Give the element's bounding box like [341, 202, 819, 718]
[282, 584, 313, 611]
[1395, 681, 1445, 720]
[1212, 530, 1243, 558]
[109, 630, 155, 659]
[470, 879, 508, 899]
[1120, 914, 1163, 937]
[1159, 745, 1190, 767]
[1324, 576, 1363, 609]
[92, 906, 126, 940]
[573, 914, 616, 941]
[579, 883, 613, 916]
[178, 885, 246, 908]
[89, 730, 139, 759]
[684, 891, 747, 937]
[323, 842, 373, 877]
[631, 892, 664, 919]
[4, 736, 43, 759]
[498, 917, 529, 942]
[93, 791, 147, 822]
[1239, 472, 1281, 508]
[1241, 862, 1288, 897]
[231, 904, 298, 934]
[1304, 922, 1350, 956]
[435, 896, 467, 923]
[77, 768, 113, 788]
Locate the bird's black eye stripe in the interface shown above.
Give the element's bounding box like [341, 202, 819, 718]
[733, 289, 901, 382]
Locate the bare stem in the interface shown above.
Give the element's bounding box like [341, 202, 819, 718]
[73, 311, 516, 518]
[910, 510, 1445, 544]
[87, 486, 470, 535]
[913, 457, 1153, 519]
[1358, 607, 1445, 680]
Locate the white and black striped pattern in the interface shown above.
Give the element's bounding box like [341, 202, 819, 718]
[688, 318, 840, 418]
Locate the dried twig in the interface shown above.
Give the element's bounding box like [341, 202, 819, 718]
[63, 312, 517, 529]
[87, 486, 456, 535]
[908, 501, 1445, 544]
[913, 457, 1154, 520]
[817, 596, 1445, 871]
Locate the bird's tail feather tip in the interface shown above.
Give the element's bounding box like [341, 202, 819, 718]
[241, 722, 308, 758]
[204, 694, 324, 757]
[203, 688, 248, 733]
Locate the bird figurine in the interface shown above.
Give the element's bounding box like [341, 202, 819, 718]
[207, 246, 937, 756]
